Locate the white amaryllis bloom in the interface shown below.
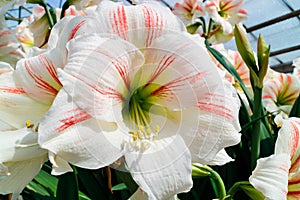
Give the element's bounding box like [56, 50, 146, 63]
[38, 1, 241, 199]
[204, 0, 248, 34]
[0, 48, 64, 197]
[172, 0, 205, 24]
[0, 128, 48, 199]
[262, 72, 300, 117]
[249, 117, 300, 200]
[0, 70, 49, 198]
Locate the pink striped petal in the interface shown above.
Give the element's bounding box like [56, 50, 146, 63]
[0, 71, 49, 130]
[95, 1, 185, 48]
[39, 89, 124, 169]
[15, 48, 64, 104]
[59, 34, 144, 121]
[48, 16, 101, 52]
[263, 73, 300, 115]
[0, 29, 25, 66]
[172, 0, 205, 24]
[249, 154, 290, 200]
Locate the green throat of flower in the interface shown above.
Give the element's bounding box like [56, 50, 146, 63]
[122, 84, 161, 142]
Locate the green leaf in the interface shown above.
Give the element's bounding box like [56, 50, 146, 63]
[34, 169, 58, 196]
[206, 44, 253, 107]
[114, 170, 138, 195]
[56, 171, 79, 200]
[112, 183, 128, 191]
[289, 94, 300, 118]
[240, 183, 264, 200]
[76, 167, 112, 199]
[227, 181, 264, 200]
[26, 181, 52, 197]
[186, 22, 202, 34]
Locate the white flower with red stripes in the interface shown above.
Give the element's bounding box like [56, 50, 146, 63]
[38, 1, 241, 199]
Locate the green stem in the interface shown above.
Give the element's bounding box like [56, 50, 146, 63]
[251, 87, 262, 170]
[202, 165, 226, 199]
[40, 1, 54, 28]
[227, 181, 249, 200]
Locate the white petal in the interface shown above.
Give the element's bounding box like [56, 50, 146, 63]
[0, 71, 49, 130]
[49, 152, 73, 176]
[249, 154, 290, 200]
[60, 34, 144, 121]
[39, 89, 124, 169]
[124, 135, 192, 200]
[15, 48, 64, 104]
[0, 155, 47, 196]
[95, 1, 185, 48]
[48, 16, 101, 52]
[0, 128, 47, 163]
[207, 149, 234, 166]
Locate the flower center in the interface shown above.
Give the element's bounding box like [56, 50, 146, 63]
[122, 84, 161, 147]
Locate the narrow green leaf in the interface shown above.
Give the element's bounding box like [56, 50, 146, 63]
[76, 167, 112, 199]
[206, 44, 253, 108]
[79, 191, 92, 200]
[56, 171, 79, 200]
[33, 169, 58, 195]
[289, 94, 300, 118]
[112, 183, 128, 191]
[114, 170, 138, 195]
[26, 181, 52, 197]
[227, 181, 264, 200]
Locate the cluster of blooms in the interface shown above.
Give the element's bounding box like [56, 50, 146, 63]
[0, 0, 299, 200]
[0, 0, 242, 199]
[172, 0, 248, 44]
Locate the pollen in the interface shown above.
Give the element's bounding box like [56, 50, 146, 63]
[26, 120, 34, 128]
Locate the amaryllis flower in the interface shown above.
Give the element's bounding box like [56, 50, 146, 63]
[15, 18, 34, 53]
[262, 72, 300, 117]
[68, 0, 102, 10]
[204, 0, 247, 44]
[38, 1, 241, 199]
[0, 127, 48, 199]
[211, 44, 250, 90]
[0, 29, 25, 67]
[204, 0, 248, 32]
[172, 0, 205, 24]
[0, 69, 49, 198]
[0, 47, 64, 197]
[249, 117, 300, 200]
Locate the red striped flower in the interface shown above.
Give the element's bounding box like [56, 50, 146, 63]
[38, 1, 241, 199]
[250, 117, 300, 200]
[204, 0, 247, 44]
[262, 72, 300, 117]
[172, 0, 205, 24]
[0, 45, 65, 197]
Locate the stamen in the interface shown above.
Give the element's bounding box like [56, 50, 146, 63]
[26, 120, 34, 128]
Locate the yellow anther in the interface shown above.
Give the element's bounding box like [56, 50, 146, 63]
[129, 131, 135, 135]
[133, 133, 137, 141]
[25, 120, 34, 128]
[146, 128, 151, 135]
